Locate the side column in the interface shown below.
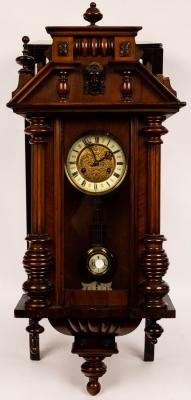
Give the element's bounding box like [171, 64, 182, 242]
[140, 115, 169, 309]
[23, 116, 53, 308]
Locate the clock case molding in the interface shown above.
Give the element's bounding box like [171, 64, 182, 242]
[7, 3, 185, 396]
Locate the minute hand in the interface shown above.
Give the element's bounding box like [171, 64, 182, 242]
[91, 151, 113, 166]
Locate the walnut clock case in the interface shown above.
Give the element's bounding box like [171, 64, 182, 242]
[7, 3, 186, 396]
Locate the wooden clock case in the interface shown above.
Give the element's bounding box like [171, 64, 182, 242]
[7, 3, 185, 396]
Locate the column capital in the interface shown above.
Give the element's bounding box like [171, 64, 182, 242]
[25, 116, 52, 144]
[142, 115, 168, 144]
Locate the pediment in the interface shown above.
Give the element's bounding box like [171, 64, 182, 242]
[7, 60, 184, 112]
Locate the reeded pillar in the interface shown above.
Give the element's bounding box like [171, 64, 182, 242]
[140, 116, 169, 309]
[22, 117, 53, 308]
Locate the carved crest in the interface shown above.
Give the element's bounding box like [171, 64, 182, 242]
[84, 62, 105, 95]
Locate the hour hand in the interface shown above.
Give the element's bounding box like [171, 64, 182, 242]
[87, 145, 98, 163]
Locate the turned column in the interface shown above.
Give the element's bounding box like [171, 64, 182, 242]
[140, 115, 169, 309]
[23, 117, 53, 308]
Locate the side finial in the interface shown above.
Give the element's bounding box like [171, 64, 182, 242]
[83, 3, 103, 25]
[12, 36, 34, 96]
[16, 36, 34, 71]
[22, 36, 30, 55]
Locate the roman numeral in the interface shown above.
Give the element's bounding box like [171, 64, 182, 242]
[94, 183, 98, 191]
[107, 138, 111, 146]
[81, 180, 86, 187]
[72, 171, 78, 178]
[114, 172, 120, 178]
[82, 137, 91, 146]
[73, 149, 79, 153]
[68, 161, 76, 164]
[106, 181, 110, 187]
[113, 149, 120, 154]
[117, 162, 124, 165]
[95, 136, 99, 144]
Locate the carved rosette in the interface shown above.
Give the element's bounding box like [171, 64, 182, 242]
[57, 41, 69, 56]
[140, 116, 169, 309]
[23, 117, 53, 308]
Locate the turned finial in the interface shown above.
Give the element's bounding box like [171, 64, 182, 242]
[16, 35, 34, 72]
[22, 36, 30, 55]
[12, 35, 34, 96]
[83, 2, 103, 25]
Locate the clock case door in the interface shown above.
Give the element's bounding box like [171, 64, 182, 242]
[51, 114, 137, 308]
[25, 112, 144, 309]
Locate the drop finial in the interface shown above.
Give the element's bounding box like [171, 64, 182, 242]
[83, 3, 103, 25]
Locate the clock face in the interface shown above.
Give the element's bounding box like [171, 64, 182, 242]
[65, 132, 127, 195]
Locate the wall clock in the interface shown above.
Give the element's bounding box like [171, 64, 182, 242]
[7, 2, 186, 396]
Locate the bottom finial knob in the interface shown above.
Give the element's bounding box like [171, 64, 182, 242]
[87, 380, 101, 396]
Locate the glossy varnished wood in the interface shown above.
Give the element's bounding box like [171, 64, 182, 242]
[14, 294, 175, 319]
[7, 3, 185, 395]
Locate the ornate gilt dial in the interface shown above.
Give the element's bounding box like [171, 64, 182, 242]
[65, 132, 127, 194]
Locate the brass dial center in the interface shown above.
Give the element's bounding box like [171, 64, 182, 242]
[77, 144, 115, 182]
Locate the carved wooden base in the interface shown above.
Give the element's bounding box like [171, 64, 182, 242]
[144, 318, 163, 361]
[14, 295, 175, 392]
[26, 319, 44, 360]
[72, 335, 118, 395]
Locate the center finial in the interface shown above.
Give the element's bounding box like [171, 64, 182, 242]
[83, 3, 103, 25]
